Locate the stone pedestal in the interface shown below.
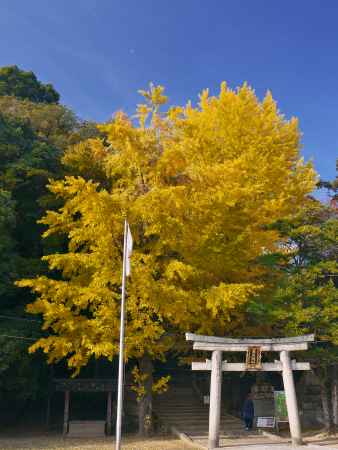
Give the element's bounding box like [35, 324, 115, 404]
[251, 378, 275, 419]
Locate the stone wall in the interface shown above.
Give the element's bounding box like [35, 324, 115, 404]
[297, 372, 324, 428]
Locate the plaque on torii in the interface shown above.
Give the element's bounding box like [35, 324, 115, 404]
[246, 346, 262, 370]
[186, 333, 314, 449]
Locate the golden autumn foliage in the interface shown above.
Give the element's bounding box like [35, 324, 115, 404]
[17, 83, 316, 372]
[131, 366, 170, 400]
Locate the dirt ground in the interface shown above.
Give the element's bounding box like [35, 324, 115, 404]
[0, 435, 200, 450]
[1, 432, 338, 450]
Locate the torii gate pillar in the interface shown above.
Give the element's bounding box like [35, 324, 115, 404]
[280, 350, 302, 446]
[209, 350, 222, 449]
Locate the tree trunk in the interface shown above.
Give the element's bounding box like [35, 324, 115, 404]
[137, 354, 153, 437]
[94, 359, 99, 378]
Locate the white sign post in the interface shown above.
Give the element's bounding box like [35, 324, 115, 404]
[257, 416, 276, 428]
[115, 220, 133, 450]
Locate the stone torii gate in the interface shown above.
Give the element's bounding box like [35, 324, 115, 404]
[186, 333, 315, 449]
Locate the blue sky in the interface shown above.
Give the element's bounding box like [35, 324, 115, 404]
[0, 0, 337, 186]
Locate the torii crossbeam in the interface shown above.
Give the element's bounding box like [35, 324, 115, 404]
[186, 333, 315, 449]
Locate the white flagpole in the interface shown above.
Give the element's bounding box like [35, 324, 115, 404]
[115, 219, 128, 450]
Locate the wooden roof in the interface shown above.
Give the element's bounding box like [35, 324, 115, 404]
[53, 378, 116, 392]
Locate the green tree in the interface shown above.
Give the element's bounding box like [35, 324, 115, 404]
[0, 92, 99, 277]
[0, 95, 97, 150]
[318, 158, 338, 204]
[0, 65, 59, 104]
[271, 199, 338, 433]
[0, 189, 17, 298]
[0, 67, 99, 407]
[0, 110, 62, 256]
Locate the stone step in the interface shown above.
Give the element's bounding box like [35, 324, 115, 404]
[155, 410, 235, 417]
[155, 414, 237, 421]
[155, 404, 204, 407]
[159, 419, 241, 425]
[157, 419, 242, 427]
[154, 407, 209, 412]
[163, 389, 195, 393]
[161, 414, 204, 417]
[174, 426, 244, 430]
[155, 410, 239, 417]
[160, 400, 199, 402]
[158, 419, 240, 426]
[156, 413, 239, 420]
[161, 394, 197, 398]
[153, 378, 243, 440]
[155, 408, 208, 411]
[157, 413, 242, 426]
[158, 399, 199, 402]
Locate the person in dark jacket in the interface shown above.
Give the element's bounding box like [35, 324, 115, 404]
[242, 393, 255, 430]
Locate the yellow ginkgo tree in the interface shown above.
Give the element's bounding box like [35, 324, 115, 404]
[17, 83, 316, 433]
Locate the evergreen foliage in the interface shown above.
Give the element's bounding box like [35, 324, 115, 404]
[0, 65, 59, 104]
[0, 67, 98, 406]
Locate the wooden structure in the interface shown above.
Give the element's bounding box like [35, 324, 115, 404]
[186, 333, 315, 449]
[47, 378, 115, 436]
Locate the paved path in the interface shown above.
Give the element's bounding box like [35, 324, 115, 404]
[217, 446, 334, 450]
[195, 435, 338, 449]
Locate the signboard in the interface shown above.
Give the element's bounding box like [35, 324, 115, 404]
[257, 416, 275, 428]
[274, 390, 288, 422]
[245, 346, 262, 370]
